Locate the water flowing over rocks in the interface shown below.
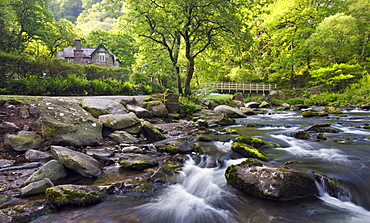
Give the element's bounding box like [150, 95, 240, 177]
[225, 159, 319, 201]
[38, 98, 103, 146]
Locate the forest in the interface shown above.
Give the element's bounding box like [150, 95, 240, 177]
[0, 0, 370, 105]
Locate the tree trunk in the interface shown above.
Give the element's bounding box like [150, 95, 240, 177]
[184, 57, 195, 96]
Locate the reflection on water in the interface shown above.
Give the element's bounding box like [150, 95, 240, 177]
[32, 109, 370, 223]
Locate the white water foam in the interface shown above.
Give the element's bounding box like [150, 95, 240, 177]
[135, 158, 237, 223]
[212, 141, 232, 152]
[272, 134, 350, 163]
[316, 183, 370, 223]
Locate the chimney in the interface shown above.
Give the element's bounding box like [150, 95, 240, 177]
[75, 38, 81, 50]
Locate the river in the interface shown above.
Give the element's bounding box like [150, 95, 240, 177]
[32, 108, 370, 223]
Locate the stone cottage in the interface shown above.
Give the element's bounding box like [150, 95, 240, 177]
[57, 39, 121, 67]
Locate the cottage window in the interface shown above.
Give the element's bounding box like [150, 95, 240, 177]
[99, 52, 106, 62]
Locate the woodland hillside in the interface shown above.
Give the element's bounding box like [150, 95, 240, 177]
[1, 0, 370, 103]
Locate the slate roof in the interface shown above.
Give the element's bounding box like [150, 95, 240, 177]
[56, 47, 96, 59]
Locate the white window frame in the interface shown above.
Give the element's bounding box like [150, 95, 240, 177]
[99, 52, 106, 62]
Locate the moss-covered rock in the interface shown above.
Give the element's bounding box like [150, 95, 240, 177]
[302, 110, 329, 117]
[216, 117, 236, 126]
[231, 142, 268, 161]
[119, 154, 159, 170]
[142, 121, 166, 141]
[305, 123, 342, 133]
[8, 131, 44, 151]
[234, 136, 279, 148]
[225, 160, 318, 201]
[45, 184, 108, 207]
[292, 130, 310, 140]
[165, 140, 195, 155]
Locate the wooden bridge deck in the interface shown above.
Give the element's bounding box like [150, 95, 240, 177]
[203, 82, 276, 94]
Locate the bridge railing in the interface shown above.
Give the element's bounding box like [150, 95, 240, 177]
[203, 82, 276, 94]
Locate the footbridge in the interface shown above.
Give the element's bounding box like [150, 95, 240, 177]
[203, 82, 276, 94]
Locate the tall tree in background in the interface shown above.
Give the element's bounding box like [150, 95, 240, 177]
[9, 0, 54, 53]
[0, 0, 16, 52]
[122, 0, 246, 95]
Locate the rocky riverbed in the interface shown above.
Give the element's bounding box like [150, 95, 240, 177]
[1, 92, 363, 222]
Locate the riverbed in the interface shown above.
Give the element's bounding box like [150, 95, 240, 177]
[32, 108, 370, 223]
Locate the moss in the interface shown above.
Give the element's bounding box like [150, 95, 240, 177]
[234, 136, 279, 148]
[217, 117, 236, 126]
[292, 131, 310, 140]
[198, 135, 212, 142]
[41, 122, 57, 139]
[240, 158, 263, 167]
[119, 160, 151, 170]
[231, 142, 268, 161]
[165, 144, 182, 154]
[85, 108, 105, 118]
[302, 110, 329, 117]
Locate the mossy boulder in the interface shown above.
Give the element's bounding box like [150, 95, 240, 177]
[8, 131, 44, 151]
[292, 130, 310, 140]
[216, 117, 236, 126]
[45, 184, 108, 207]
[142, 121, 166, 141]
[144, 101, 169, 118]
[225, 160, 318, 201]
[119, 153, 159, 170]
[302, 110, 329, 117]
[234, 136, 279, 149]
[165, 140, 195, 155]
[231, 142, 268, 161]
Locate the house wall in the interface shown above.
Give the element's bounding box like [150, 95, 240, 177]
[90, 47, 114, 67]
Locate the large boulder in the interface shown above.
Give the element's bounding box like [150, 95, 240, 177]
[99, 112, 140, 130]
[46, 184, 108, 207]
[214, 105, 245, 118]
[82, 98, 128, 118]
[225, 159, 318, 201]
[38, 98, 103, 146]
[51, 146, 103, 178]
[7, 131, 44, 151]
[23, 160, 68, 186]
[164, 89, 180, 113]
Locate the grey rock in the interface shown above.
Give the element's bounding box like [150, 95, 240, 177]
[119, 153, 159, 170]
[82, 98, 128, 118]
[8, 131, 44, 151]
[144, 101, 169, 118]
[21, 178, 54, 196]
[51, 146, 103, 178]
[109, 130, 139, 144]
[38, 98, 103, 146]
[99, 112, 140, 130]
[142, 121, 166, 141]
[126, 104, 152, 118]
[25, 149, 52, 162]
[23, 160, 67, 185]
[214, 105, 245, 118]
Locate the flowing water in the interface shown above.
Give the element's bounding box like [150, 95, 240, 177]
[32, 108, 370, 223]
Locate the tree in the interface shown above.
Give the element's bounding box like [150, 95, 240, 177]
[0, 0, 17, 52]
[86, 29, 136, 68]
[122, 0, 246, 95]
[306, 13, 361, 64]
[9, 0, 54, 53]
[45, 19, 83, 58]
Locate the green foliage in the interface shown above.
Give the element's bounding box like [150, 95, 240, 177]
[309, 63, 367, 91]
[179, 97, 201, 114]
